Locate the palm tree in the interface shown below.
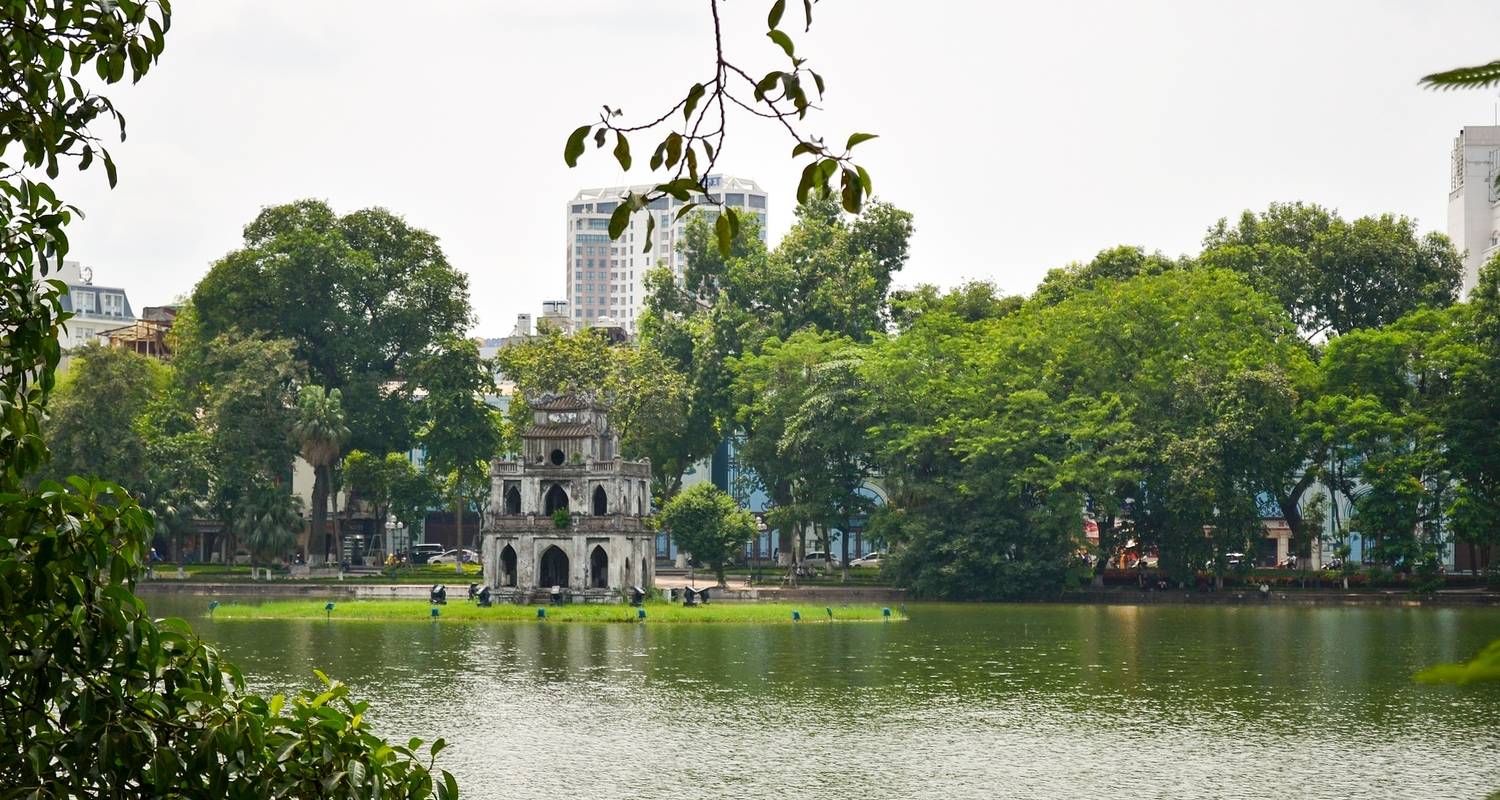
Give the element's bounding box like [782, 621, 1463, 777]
[291, 385, 350, 563]
[234, 485, 304, 575]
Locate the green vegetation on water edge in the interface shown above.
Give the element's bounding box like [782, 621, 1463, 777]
[210, 599, 904, 624]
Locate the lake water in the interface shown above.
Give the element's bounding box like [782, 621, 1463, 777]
[150, 597, 1500, 799]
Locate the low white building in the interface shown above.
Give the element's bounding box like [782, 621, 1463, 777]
[38, 260, 137, 358]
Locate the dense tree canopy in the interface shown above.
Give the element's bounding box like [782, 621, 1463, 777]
[865, 268, 1313, 595]
[191, 200, 473, 455]
[1201, 202, 1462, 339]
[658, 482, 757, 585]
[42, 343, 165, 487]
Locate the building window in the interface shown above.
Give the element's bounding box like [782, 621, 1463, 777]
[74, 290, 96, 313]
[725, 193, 744, 206]
[103, 293, 124, 316]
[748, 194, 766, 209]
[572, 204, 589, 214]
[596, 201, 618, 214]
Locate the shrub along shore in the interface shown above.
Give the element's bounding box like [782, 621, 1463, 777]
[210, 599, 904, 624]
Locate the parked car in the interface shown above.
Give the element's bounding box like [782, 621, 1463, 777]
[849, 552, 884, 568]
[429, 548, 479, 565]
[800, 552, 840, 569]
[408, 543, 446, 565]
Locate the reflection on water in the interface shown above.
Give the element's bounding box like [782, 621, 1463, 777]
[151, 598, 1500, 799]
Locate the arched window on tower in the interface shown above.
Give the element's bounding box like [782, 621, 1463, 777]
[504, 486, 521, 515]
[593, 485, 608, 515]
[544, 484, 569, 515]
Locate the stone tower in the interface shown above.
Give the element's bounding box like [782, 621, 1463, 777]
[480, 392, 653, 602]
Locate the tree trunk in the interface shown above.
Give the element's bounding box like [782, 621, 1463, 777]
[454, 495, 465, 574]
[331, 476, 342, 565]
[313, 465, 330, 563]
[841, 512, 851, 583]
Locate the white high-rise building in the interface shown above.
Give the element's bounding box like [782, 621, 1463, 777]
[565, 174, 767, 333]
[1447, 125, 1500, 297]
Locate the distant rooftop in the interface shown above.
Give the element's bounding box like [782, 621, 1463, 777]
[570, 174, 764, 204]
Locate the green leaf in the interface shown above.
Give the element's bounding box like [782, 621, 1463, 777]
[564, 125, 590, 167]
[791, 142, 821, 157]
[608, 203, 632, 240]
[724, 206, 740, 240]
[715, 212, 734, 256]
[656, 178, 701, 200]
[840, 168, 863, 213]
[683, 83, 706, 122]
[644, 213, 656, 253]
[664, 133, 682, 169]
[845, 132, 878, 150]
[767, 29, 795, 59]
[755, 71, 781, 102]
[816, 157, 838, 188]
[593, 127, 608, 149]
[686, 146, 699, 180]
[856, 164, 873, 195]
[796, 160, 819, 204]
[1420, 60, 1500, 91]
[768, 0, 786, 29]
[803, 0, 813, 30]
[675, 202, 699, 221]
[612, 132, 631, 171]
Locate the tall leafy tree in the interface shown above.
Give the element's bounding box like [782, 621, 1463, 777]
[1201, 202, 1463, 339]
[657, 483, 757, 586]
[173, 327, 302, 560]
[730, 331, 846, 565]
[191, 200, 473, 455]
[641, 198, 915, 506]
[41, 343, 164, 487]
[292, 385, 350, 561]
[414, 335, 501, 568]
[780, 347, 876, 580]
[1439, 256, 1500, 572]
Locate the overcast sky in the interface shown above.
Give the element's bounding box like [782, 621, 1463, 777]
[52, 0, 1500, 334]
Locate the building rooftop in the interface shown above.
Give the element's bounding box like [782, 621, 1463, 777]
[569, 174, 765, 204]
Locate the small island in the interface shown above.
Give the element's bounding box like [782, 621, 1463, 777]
[210, 599, 904, 624]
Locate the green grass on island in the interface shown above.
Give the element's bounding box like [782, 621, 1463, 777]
[210, 599, 904, 624]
